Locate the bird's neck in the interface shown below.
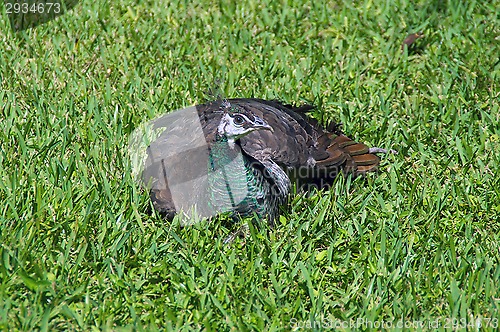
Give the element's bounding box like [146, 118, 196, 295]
[214, 134, 237, 150]
[207, 134, 248, 213]
[210, 134, 241, 168]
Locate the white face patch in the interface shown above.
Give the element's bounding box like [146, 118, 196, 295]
[217, 114, 237, 149]
[217, 112, 271, 142]
[217, 113, 251, 138]
[217, 114, 231, 135]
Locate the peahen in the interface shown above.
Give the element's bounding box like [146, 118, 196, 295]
[144, 98, 391, 226]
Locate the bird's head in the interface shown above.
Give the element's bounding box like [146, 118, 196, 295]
[217, 107, 273, 146]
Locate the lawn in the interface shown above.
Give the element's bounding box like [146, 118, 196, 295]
[1, 0, 499, 330]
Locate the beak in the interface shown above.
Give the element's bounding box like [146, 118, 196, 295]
[253, 116, 274, 133]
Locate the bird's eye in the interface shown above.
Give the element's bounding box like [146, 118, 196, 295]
[233, 115, 245, 125]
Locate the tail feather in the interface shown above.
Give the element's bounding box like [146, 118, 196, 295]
[343, 143, 370, 156]
[313, 133, 381, 180]
[356, 163, 379, 174]
[315, 147, 346, 167]
[351, 153, 380, 166]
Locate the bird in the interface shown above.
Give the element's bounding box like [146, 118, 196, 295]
[143, 98, 391, 226]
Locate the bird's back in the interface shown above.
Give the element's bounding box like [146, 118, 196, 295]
[214, 99, 381, 184]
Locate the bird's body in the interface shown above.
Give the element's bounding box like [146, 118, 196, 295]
[145, 98, 388, 225]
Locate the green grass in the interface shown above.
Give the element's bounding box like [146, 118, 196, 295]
[1, 0, 499, 330]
